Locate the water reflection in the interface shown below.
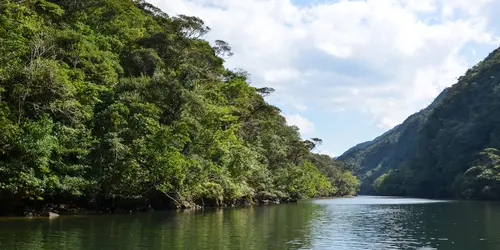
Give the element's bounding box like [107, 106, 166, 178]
[0, 204, 321, 250]
[1, 196, 500, 250]
[304, 196, 500, 250]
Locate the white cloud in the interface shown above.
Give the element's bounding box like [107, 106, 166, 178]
[404, 0, 437, 12]
[293, 103, 308, 111]
[314, 147, 338, 158]
[283, 114, 315, 136]
[262, 68, 301, 87]
[149, 0, 500, 129]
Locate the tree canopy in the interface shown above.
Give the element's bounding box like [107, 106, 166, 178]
[0, 0, 358, 215]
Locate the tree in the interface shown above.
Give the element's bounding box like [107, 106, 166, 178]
[0, 0, 359, 215]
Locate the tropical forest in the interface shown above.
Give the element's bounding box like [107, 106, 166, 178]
[4, 0, 500, 249]
[0, 0, 359, 216]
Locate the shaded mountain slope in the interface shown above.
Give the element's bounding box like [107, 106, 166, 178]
[339, 47, 500, 199]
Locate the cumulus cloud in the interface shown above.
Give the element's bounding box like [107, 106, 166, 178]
[149, 0, 500, 130]
[314, 148, 339, 158]
[283, 114, 315, 136]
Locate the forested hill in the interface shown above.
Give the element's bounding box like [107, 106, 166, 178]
[339, 47, 500, 200]
[0, 0, 359, 216]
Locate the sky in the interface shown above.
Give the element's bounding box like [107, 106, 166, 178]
[148, 0, 500, 157]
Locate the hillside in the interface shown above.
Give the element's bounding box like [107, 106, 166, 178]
[339, 47, 500, 199]
[0, 0, 358, 216]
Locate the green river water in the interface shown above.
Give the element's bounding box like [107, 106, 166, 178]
[1, 196, 500, 250]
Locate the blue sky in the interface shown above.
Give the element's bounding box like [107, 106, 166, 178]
[151, 0, 500, 156]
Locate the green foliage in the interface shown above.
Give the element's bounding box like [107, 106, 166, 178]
[340, 47, 500, 200]
[0, 0, 358, 211]
[456, 148, 500, 200]
[274, 161, 334, 199]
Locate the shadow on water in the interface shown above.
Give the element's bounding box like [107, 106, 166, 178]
[1, 196, 500, 250]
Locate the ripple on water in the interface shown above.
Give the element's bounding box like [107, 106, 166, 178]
[294, 196, 500, 250]
[1, 196, 500, 250]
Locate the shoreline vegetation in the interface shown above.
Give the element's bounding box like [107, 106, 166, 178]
[10, 194, 359, 218]
[0, 0, 359, 217]
[0, 195, 360, 220]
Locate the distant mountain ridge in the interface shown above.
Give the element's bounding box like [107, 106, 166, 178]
[338, 47, 500, 199]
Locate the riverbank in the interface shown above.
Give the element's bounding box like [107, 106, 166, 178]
[0, 196, 303, 218]
[1, 192, 367, 218]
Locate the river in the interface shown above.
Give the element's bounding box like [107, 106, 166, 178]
[1, 196, 500, 250]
